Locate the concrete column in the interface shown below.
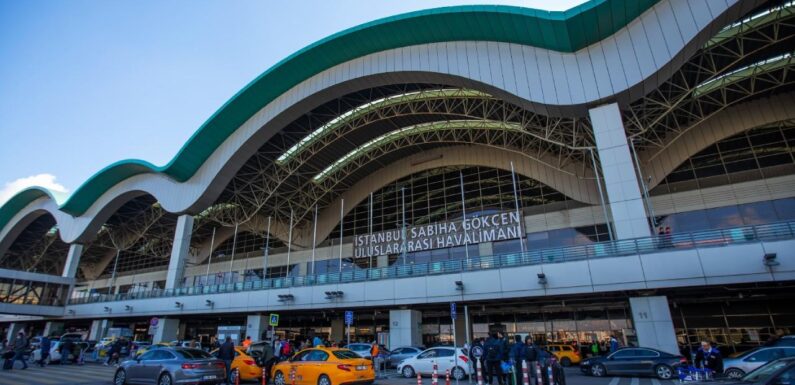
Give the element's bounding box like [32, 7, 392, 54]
[589, 103, 652, 239]
[43, 321, 64, 337]
[62, 244, 83, 278]
[166, 215, 194, 290]
[330, 318, 344, 343]
[152, 318, 180, 344]
[388, 310, 422, 350]
[5, 323, 26, 342]
[454, 316, 467, 346]
[629, 296, 678, 355]
[88, 319, 112, 341]
[246, 315, 268, 343]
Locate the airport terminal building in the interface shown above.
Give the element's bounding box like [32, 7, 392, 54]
[1, 0, 795, 356]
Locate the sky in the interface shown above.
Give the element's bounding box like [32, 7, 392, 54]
[0, 0, 585, 205]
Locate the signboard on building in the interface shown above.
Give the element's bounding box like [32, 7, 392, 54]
[354, 211, 523, 258]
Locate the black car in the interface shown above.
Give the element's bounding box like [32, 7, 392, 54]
[718, 357, 795, 385]
[579, 347, 687, 379]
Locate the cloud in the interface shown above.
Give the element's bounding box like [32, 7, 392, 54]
[0, 174, 69, 205]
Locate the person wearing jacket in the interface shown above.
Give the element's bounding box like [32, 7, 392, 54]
[218, 337, 236, 384]
[609, 336, 619, 353]
[510, 335, 527, 384]
[484, 333, 504, 385]
[37, 335, 51, 367]
[694, 341, 723, 374]
[11, 332, 28, 369]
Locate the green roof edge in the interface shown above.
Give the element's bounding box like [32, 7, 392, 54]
[0, 0, 659, 231]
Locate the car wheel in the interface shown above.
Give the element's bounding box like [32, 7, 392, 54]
[452, 366, 466, 380]
[591, 364, 606, 377]
[318, 374, 332, 385]
[274, 370, 286, 385]
[725, 368, 745, 379]
[655, 365, 673, 380]
[158, 373, 173, 385]
[113, 369, 127, 385]
[560, 357, 572, 367]
[402, 365, 416, 378]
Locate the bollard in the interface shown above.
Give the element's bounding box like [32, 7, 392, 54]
[418, 372, 423, 385]
[446, 369, 451, 385]
[291, 367, 296, 385]
[235, 369, 241, 385]
[476, 360, 484, 385]
[547, 365, 553, 385]
[262, 366, 267, 385]
[432, 361, 439, 385]
[535, 363, 543, 385]
[522, 360, 529, 385]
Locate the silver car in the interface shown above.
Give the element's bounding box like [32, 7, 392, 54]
[388, 346, 424, 368]
[114, 347, 227, 385]
[724, 347, 795, 379]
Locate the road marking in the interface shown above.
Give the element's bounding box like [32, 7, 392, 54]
[652, 378, 662, 385]
[609, 376, 621, 385]
[630, 377, 639, 385]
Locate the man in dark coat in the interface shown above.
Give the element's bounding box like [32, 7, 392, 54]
[218, 336, 236, 384]
[694, 341, 723, 374]
[37, 335, 51, 367]
[484, 333, 504, 385]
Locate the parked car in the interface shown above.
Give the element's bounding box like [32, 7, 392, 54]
[271, 347, 374, 385]
[724, 347, 795, 379]
[210, 346, 263, 381]
[45, 340, 91, 363]
[719, 357, 795, 385]
[388, 346, 425, 368]
[344, 343, 389, 359]
[60, 332, 86, 342]
[114, 347, 226, 385]
[547, 344, 581, 366]
[397, 347, 471, 380]
[579, 347, 686, 379]
[770, 335, 795, 347]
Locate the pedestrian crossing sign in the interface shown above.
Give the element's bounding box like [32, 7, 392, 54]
[269, 313, 279, 326]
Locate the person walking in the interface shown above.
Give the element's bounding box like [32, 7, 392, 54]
[523, 337, 539, 383]
[695, 341, 723, 375]
[609, 335, 619, 353]
[11, 331, 29, 370]
[313, 335, 323, 348]
[60, 338, 74, 365]
[510, 335, 527, 385]
[484, 333, 504, 385]
[37, 335, 51, 367]
[105, 339, 121, 366]
[242, 336, 252, 349]
[273, 337, 282, 360]
[590, 340, 598, 358]
[218, 336, 236, 385]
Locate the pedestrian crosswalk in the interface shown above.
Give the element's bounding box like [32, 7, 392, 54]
[0, 362, 116, 385]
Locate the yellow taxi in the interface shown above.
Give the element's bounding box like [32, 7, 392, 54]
[211, 347, 264, 381]
[272, 347, 374, 385]
[547, 344, 581, 366]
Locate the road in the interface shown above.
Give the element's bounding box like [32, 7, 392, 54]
[0, 362, 683, 385]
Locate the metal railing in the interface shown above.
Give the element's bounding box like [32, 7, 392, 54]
[67, 221, 795, 305]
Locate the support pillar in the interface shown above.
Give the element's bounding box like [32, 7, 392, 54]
[589, 103, 652, 239]
[43, 321, 64, 337]
[330, 318, 344, 343]
[454, 316, 467, 346]
[62, 244, 83, 278]
[629, 296, 678, 355]
[88, 319, 112, 341]
[5, 323, 26, 342]
[166, 215, 194, 290]
[246, 315, 268, 343]
[388, 310, 422, 350]
[152, 318, 180, 344]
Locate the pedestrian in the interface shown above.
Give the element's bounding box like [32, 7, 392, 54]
[280, 339, 292, 359]
[369, 341, 380, 362]
[105, 339, 121, 366]
[694, 341, 723, 375]
[609, 335, 619, 353]
[590, 340, 598, 358]
[273, 337, 282, 360]
[242, 336, 252, 348]
[218, 336, 236, 385]
[510, 335, 527, 385]
[313, 335, 323, 348]
[37, 334, 51, 367]
[523, 337, 539, 383]
[484, 332, 504, 385]
[60, 338, 74, 365]
[11, 331, 29, 369]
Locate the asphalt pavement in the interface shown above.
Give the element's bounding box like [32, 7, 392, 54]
[0, 362, 684, 385]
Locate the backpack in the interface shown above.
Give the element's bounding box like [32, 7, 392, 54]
[485, 342, 500, 361]
[281, 342, 291, 356]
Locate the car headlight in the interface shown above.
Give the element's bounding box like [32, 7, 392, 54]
[581, 360, 590, 365]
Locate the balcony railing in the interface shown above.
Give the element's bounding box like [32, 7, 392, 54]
[68, 221, 795, 305]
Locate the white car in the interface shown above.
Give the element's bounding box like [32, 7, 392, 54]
[723, 347, 795, 379]
[397, 347, 471, 380]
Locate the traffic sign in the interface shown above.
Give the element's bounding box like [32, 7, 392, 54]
[269, 313, 279, 326]
[344, 310, 354, 326]
[471, 345, 484, 359]
[450, 303, 457, 320]
[150, 317, 159, 326]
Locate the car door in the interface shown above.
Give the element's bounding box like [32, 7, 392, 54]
[603, 349, 637, 374]
[390, 348, 405, 366]
[303, 349, 331, 385]
[435, 348, 456, 373]
[289, 350, 312, 385]
[633, 349, 661, 374]
[743, 348, 779, 373]
[414, 349, 440, 374]
[129, 350, 157, 383]
[768, 365, 795, 385]
[142, 350, 175, 384]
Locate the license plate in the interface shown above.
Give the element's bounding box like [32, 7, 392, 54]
[203, 375, 217, 380]
[356, 365, 367, 371]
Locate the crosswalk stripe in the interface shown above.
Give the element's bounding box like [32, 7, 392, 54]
[609, 376, 621, 385]
[631, 377, 640, 385]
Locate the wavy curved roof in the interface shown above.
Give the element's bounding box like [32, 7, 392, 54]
[0, 0, 661, 233]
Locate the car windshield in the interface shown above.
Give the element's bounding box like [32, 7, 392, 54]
[735, 347, 762, 359]
[741, 360, 790, 382]
[333, 350, 361, 359]
[176, 349, 214, 359]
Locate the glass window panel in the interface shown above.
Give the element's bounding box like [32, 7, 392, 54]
[773, 198, 795, 220]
